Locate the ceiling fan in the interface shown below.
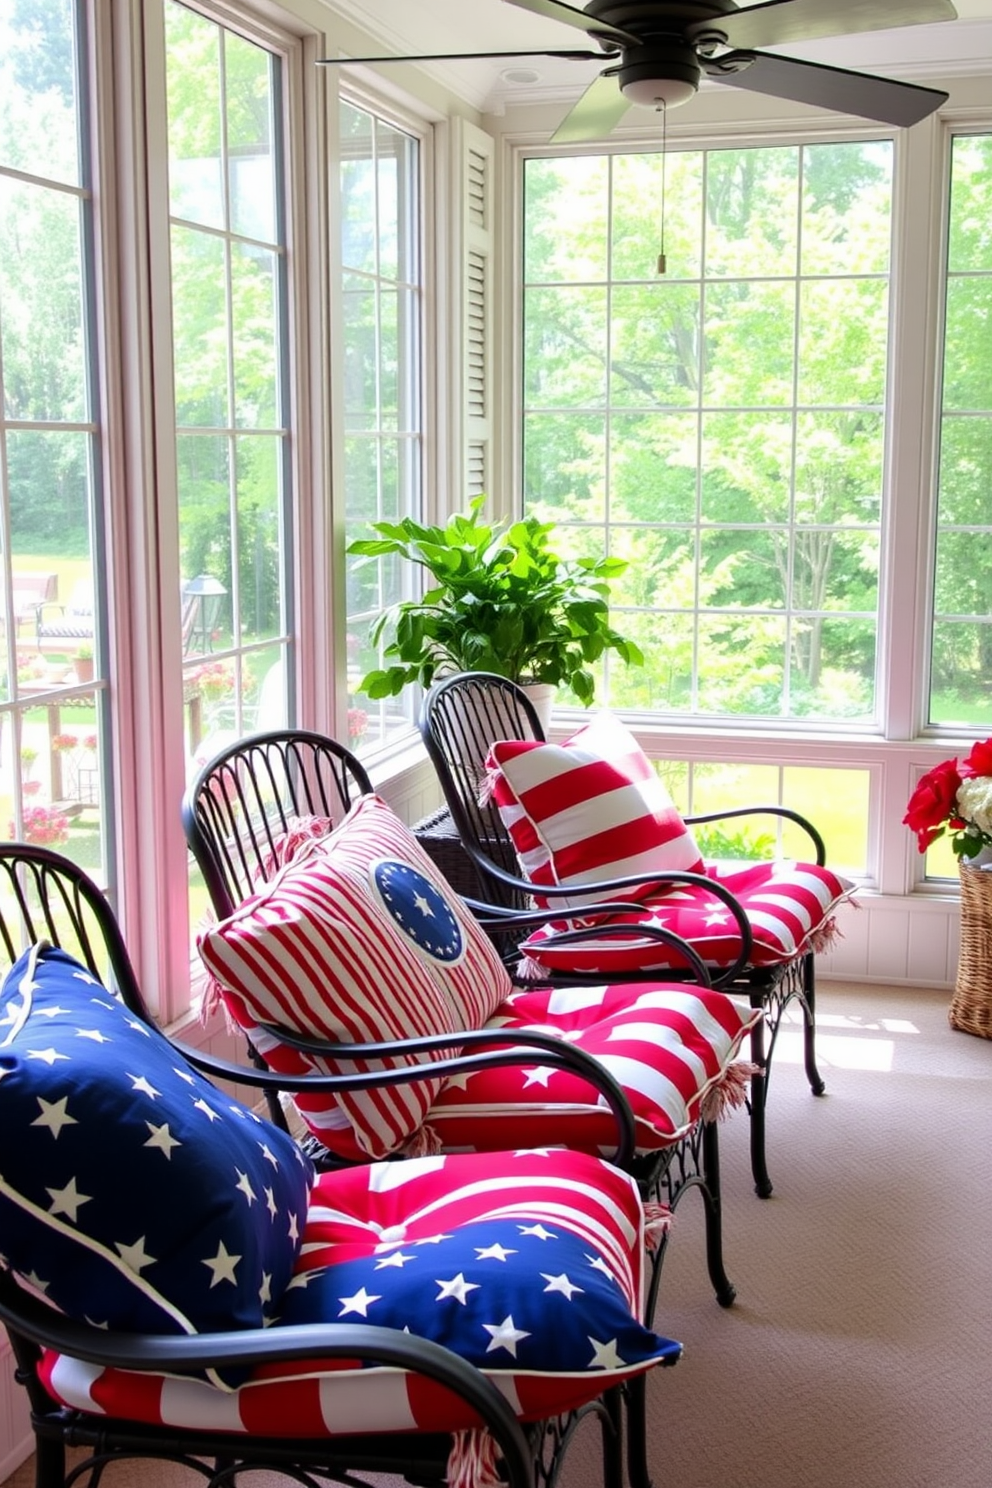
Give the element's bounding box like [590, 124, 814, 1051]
[318, 0, 959, 139]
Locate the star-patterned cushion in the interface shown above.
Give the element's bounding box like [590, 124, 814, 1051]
[198, 794, 514, 1162]
[0, 943, 312, 1389]
[516, 861, 856, 977]
[38, 1149, 682, 1438]
[484, 713, 704, 909]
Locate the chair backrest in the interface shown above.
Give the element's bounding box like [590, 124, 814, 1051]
[0, 843, 148, 1018]
[420, 673, 545, 911]
[182, 728, 374, 918]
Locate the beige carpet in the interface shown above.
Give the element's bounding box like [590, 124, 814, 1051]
[4, 981, 990, 1488]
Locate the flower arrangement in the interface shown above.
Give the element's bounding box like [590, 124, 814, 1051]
[903, 739, 992, 858]
[11, 804, 71, 848]
[347, 706, 369, 744]
[184, 659, 236, 704]
[51, 732, 80, 753]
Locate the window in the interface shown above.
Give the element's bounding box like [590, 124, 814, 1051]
[0, 0, 110, 880]
[165, 1, 294, 768]
[522, 142, 891, 725]
[340, 99, 424, 753]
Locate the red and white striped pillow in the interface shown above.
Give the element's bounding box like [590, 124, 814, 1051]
[517, 861, 857, 978]
[485, 713, 703, 908]
[198, 794, 513, 1161]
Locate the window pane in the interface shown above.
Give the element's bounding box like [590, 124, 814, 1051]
[235, 434, 281, 644]
[704, 282, 795, 406]
[0, 0, 109, 881]
[687, 761, 869, 873]
[611, 412, 696, 524]
[0, 0, 80, 185]
[226, 32, 276, 243]
[613, 152, 702, 281]
[165, 1, 292, 818]
[524, 156, 609, 283]
[701, 412, 791, 524]
[704, 148, 799, 279]
[166, 4, 224, 230]
[171, 224, 228, 427]
[929, 133, 992, 725]
[798, 278, 888, 406]
[525, 413, 606, 520]
[525, 286, 608, 406]
[611, 283, 700, 407]
[0, 179, 87, 423]
[232, 242, 279, 428]
[341, 101, 423, 755]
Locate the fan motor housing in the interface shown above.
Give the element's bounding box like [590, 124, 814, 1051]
[615, 41, 702, 107]
[585, 0, 738, 39]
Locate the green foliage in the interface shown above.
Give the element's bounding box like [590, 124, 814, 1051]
[692, 824, 776, 862]
[521, 139, 909, 721]
[347, 497, 644, 705]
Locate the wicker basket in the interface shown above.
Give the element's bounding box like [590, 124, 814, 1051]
[949, 862, 992, 1038]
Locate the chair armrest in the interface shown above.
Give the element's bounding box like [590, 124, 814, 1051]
[0, 1269, 533, 1485]
[32, 600, 66, 637]
[172, 1027, 637, 1171]
[455, 861, 755, 988]
[684, 804, 826, 865]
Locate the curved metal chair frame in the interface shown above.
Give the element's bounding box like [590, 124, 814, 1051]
[0, 842, 651, 1488]
[420, 672, 830, 1200]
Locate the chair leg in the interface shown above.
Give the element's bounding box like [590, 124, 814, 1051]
[802, 952, 826, 1097]
[624, 1373, 650, 1488]
[600, 1385, 625, 1488]
[748, 954, 826, 1199]
[33, 1435, 65, 1488]
[701, 1119, 736, 1308]
[747, 1004, 773, 1199]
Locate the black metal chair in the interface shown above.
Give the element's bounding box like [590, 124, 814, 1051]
[0, 843, 680, 1488]
[183, 728, 376, 917]
[420, 671, 834, 1200]
[182, 730, 756, 1286]
[181, 733, 769, 1488]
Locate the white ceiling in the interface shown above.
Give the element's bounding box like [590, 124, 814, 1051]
[323, 1, 992, 119]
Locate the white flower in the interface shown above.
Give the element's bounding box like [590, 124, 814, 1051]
[955, 776, 992, 837]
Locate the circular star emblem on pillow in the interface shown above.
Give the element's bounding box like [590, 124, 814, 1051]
[372, 860, 465, 964]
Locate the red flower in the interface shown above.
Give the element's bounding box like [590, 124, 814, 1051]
[960, 739, 992, 779]
[903, 757, 962, 852]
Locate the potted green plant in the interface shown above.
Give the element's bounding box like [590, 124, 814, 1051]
[73, 642, 94, 684]
[347, 497, 643, 707]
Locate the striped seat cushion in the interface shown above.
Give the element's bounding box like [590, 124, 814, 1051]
[517, 861, 856, 978]
[485, 713, 703, 909]
[39, 1149, 681, 1443]
[198, 795, 513, 1162]
[426, 982, 761, 1155]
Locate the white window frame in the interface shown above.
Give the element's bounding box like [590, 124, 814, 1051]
[88, 0, 323, 1023]
[495, 87, 992, 987]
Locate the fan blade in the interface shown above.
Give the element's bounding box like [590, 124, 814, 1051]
[503, 0, 639, 48]
[709, 51, 948, 127]
[551, 71, 630, 144]
[317, 49, 609, 66]
[705, 0, 957, 53]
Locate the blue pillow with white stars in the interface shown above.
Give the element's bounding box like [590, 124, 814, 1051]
[275, 1215, 682, 1391]
[0, 943, 313, 1389]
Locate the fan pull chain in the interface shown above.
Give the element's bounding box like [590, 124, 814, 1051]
[657, 102, 667, 276]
